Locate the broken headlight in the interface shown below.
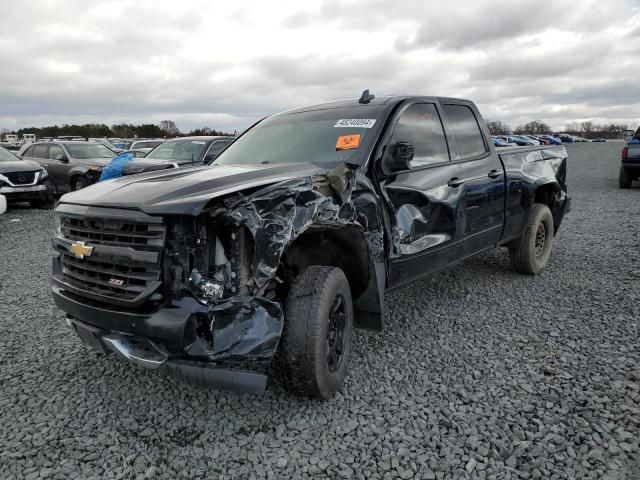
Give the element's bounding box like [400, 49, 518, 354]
[189, 268, 226, 303]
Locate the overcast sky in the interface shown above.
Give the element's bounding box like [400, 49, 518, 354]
[1, 0, 639, 133]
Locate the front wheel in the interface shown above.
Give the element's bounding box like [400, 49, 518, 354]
[509, 204, 555, 274]
[619, 167, 632, 189]
[71, 176, 89, 191]
[279, 266, 354, 399]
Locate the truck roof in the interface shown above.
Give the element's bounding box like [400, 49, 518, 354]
[276, 94, 475, 116]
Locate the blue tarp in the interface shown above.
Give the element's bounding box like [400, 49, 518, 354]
[99, 152, 133, 181]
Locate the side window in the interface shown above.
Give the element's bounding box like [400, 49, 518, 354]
[32, 144, 49, 159]
[137, 142, 149, 149]
[49, 144, 65, 160]
[23, 145, 36, 157]
[386, 103, 449, 167]
[206, 140, 231, 157]
[442, 104, 488, 160]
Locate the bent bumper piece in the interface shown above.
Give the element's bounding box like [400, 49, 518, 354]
[65, 316, 268, 395]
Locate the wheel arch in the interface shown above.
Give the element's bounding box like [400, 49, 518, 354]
[282, 223, 385, 331]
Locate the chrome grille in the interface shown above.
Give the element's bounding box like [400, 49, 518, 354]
[5, 171, 37, 185]
[58, 215, 165, 304]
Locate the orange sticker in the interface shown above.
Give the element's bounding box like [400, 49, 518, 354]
[336, 134, 361, 150]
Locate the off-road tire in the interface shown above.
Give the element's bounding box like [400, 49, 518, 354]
[509, 203, 554, 274]
[279, 266, 353, 399]
[619, 166, 632, 189]
[71, 176, 89, 191]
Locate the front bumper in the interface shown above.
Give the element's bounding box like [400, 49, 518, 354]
[52, 257, 284, 394]
[0, 184, 48, 201]
[66, 317, 268, 394]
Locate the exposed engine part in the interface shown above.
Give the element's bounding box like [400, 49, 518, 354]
[229, 227, 251, 296]
[189, 267, 226, 303]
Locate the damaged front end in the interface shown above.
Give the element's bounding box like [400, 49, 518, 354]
[53, 163, 383, 394]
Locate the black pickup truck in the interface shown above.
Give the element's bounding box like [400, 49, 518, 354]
[51, 92, 570, 399]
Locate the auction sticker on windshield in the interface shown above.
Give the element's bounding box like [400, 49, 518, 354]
[336, 134, 361, 150]
[334, 119, 376, 128]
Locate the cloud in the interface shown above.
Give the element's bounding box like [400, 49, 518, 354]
[0, 0, 639, 133]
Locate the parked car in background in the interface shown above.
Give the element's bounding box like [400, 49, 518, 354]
[0, 145, 54, 208]
[22, 134, 37, 144]
[89, 138, 123, 153]
[144, 136, 234, 166]
[496, 136, 518, 146]
[619, 130, 640, 188]
[557, 134, 575, 143]
[127, 148, 149, 158]
[510, 135, 536, 146]
[109, 139, 128, 150]
[127, 139, 164, 153]
[19, 141, 176, 193]
[521, 135, 541, 145]
[492, 137, 510, 148]
[538, 135, 562, 145]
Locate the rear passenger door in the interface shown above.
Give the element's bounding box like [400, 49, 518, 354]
[23, 144, 49, 168]
[441, 102, 505, 256]
[380, 101, 466, 287]
[46, 144, 72, 192]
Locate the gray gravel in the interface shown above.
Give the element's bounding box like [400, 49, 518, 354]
[1, 142, 639, 479]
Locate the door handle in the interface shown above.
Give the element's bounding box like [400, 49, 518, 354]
[488, 169, 502, 179]
[447, 177, 465, 188]
[44, 164, 50, 167]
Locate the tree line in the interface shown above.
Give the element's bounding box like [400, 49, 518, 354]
[3, 120, 233, 140]
[486, 120, 631, 139]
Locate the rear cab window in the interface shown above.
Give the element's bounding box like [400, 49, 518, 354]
[442, 104, 488, 160]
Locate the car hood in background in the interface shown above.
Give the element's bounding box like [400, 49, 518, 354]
[0, 159, 43, 173]
[58, 162, 327, 215]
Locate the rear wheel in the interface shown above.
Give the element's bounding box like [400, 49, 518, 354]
[279, 266, 353, 399]
[509, 204, 554, 274]
[71, 176, 89, 191]
[619, 166, 632, 189]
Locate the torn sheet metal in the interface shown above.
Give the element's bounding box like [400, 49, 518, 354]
[187, 296, 284, 363]
[223, 164, 359, 296]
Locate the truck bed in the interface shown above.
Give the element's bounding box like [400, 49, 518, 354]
[497, 144, 568, 159]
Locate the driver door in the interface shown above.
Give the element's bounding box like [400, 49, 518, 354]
[379, 101, 466, 288]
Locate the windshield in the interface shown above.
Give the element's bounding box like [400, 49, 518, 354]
[146, 139, 208, 164]
[0, 146, 20, 162]
[214, 106, 384, 166]
[66, 143, 115, 159]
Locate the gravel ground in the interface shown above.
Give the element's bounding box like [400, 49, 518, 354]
[1, 142, 639, 480]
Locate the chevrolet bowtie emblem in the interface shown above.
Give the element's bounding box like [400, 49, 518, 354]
[70, 241, 93, 259]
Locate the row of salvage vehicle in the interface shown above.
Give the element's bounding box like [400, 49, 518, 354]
[3, 92, 574, 399]
[0, 135, 234, 209]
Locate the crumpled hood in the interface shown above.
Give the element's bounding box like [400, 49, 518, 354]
[0, 159, 43, 174]
[58, 162, 327, 215]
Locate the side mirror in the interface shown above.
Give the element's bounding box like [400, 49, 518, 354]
[204, 153, 217, 163]
[56, 154, 68, 162]
[390, 142, 414, 170]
